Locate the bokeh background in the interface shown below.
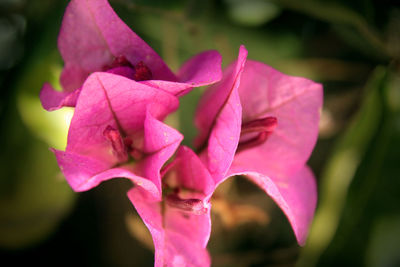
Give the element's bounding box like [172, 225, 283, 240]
[1, 0, 399, 266]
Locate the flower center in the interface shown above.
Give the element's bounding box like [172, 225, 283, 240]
[165, 193, 209, 215]
[103, 125, 144, 163]
[105, 56, 153, 81]
[133, 61, 153, 81]
[109, 55, 134, 68]
[237, 116, 277, 152]
[162, 171, 210, 215]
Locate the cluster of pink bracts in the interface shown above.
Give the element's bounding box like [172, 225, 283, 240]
[40, 0, 323, 266]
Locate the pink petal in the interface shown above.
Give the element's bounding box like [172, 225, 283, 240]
[164, 146, 215, 247]
[195, 45, 248, 182]
[165, 206, 212, 250]
[194, 46, 247, 148]
[58, 0, 175, 91]
[137, 112, 183, 196]
[140, 50, 222, 97]
[172, 146, 215, 196]
[163, 230, 211, 267]
[53, 149, 159, 198]
[228, 162, 317, 246]
[139, 80, 193, 97]
[39, 67, 134, 111]
[39, 83, 81, 111]
[203, 86, 242, 182]
[177, 50, 222, 86]
[66, 72, 179, 163]
[128, 187, 211, 267]
[236, 60, 323, 177]
[52, 149, 110, 191]
[53, 72, 180, 199]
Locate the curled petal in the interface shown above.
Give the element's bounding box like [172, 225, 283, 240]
[204, 86, 241, 182]
[195, 46, 248, 182]
[228, 162, 317, 245]
[195, 46, 247, 149]
[141, 50, 222, 96]
[138, 111, 183, 196]
[143, 112, 183, 155]
[52, 149, 110, 191]
[39, 83, 81, 111]
[53, 149, 159, 199]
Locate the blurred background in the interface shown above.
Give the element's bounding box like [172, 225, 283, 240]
[0, 0, 399, 266]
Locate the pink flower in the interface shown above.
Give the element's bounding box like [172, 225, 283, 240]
[53, 72, 183, 200]
[195, 45, 323, 245]
[128, 146, 214, 267]
[42, 1, 322, 265]
[40, 0, 222, 111]
[126, 46, 322, 266]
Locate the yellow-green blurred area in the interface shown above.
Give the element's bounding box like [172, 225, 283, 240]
[1, 0, 399, 266]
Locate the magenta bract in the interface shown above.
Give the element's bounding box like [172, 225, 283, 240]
[128, 146, 214, 267]
[40, 0, 222, 111]
[53, 72, 183, 200]
[195, 45, 323, 245]
[42, 0, 323, 263]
